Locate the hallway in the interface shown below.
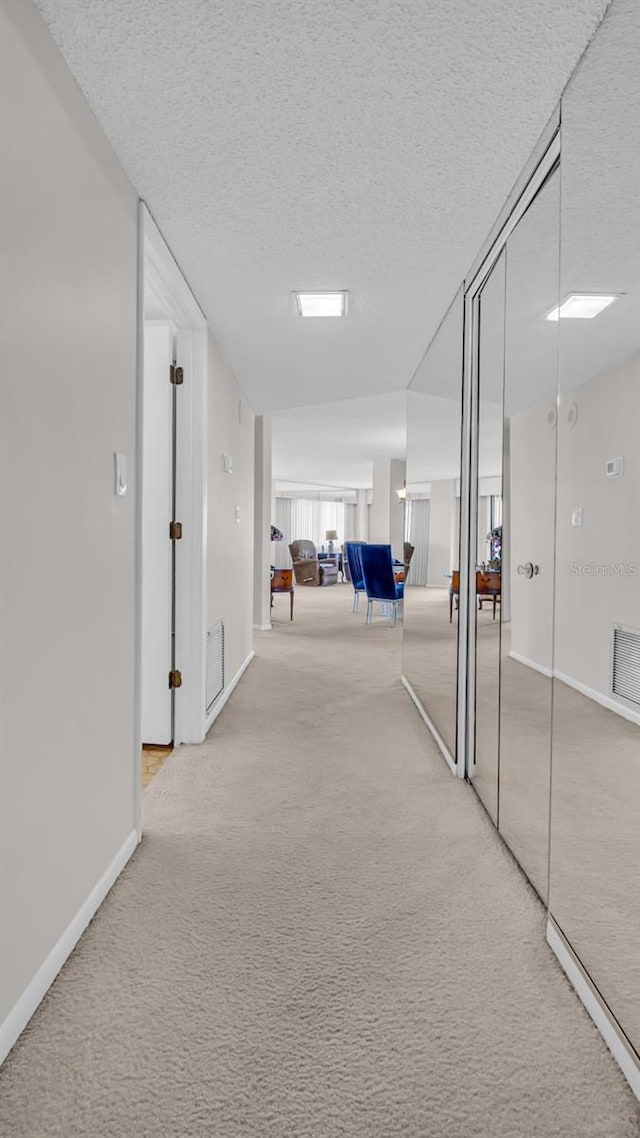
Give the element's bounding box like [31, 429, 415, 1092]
[1, 587, 638, 1137]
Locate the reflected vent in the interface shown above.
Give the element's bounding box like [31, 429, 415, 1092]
[206, 620, 225, 713]
[612, 626, 640, 707]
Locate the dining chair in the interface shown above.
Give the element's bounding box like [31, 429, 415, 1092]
[344, 541, 367, 612]
[360, 544, 404, 627]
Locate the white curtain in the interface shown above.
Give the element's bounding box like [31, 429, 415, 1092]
[273, 498, 346, 566]
[273, 498, 293, 568]
[406, 498, 430, 585]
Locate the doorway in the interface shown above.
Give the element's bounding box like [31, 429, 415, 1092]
[137, 205, 208, 806]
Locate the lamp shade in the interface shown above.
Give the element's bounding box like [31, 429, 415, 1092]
[325, 530, 338, 541]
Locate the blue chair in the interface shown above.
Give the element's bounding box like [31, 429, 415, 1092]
[361, 544, 404, 627]
[344, 541, 367, 612]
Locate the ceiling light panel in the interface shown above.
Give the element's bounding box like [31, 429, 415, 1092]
[545, 293, 619, 321]
[295, 292, 347, 318]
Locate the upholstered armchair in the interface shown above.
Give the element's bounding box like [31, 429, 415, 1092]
[403, 542, 415, 580]
[288, 540, 339, 586]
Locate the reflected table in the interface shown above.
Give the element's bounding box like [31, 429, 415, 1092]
[270, 568, 294, 621]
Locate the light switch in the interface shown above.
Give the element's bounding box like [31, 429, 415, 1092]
[222, 453, 233, 474]
[606, 456, 624, 478]
[114, 453, 128, 497]
[571, 507, 583, 527]
[235, 505, 241, 524]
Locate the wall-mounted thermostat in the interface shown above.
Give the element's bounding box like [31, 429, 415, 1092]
[606, 456, 624, 478]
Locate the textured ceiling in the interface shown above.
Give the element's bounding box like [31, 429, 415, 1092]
[34, 0, 611, 414]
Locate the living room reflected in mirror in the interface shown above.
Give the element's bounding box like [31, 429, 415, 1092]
[402, 288, 464, 763]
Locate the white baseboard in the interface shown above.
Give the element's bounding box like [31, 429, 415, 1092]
[508, 650, 553, 678]
[0, 828, 138, 1066]
[205, 650, 255, 734]
[253, 623, 272, 632]
[401, 675, 459, 776]
[554, 670, 640, 726]
[547, 918, 640, 1102]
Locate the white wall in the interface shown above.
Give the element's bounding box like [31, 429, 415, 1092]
[554, 351, 640, 699]
[389, 460, 406, 560]
[253, 416, 272, 631]
[370, 460, 391, 545]
[426, 479, 457, 586]
[355, 488, 369, 541]
[207, 336, 256, 686]
[0, 0, 138, 1041]
[508, 396, 557, 672]
[370, 458, 406, 560]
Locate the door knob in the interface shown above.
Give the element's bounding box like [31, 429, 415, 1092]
[517, 562, 539, 579]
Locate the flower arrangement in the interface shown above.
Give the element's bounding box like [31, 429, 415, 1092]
[486, 525, 502, 568]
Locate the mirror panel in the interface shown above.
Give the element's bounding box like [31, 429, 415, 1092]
[498, 166, 560, 900]
[403, 289, 463, 760]
[548, 0, 640, 1053]
[473, 251, 506, 822]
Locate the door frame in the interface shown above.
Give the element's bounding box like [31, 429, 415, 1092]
[458, 115, 561, 780]
[135, 203, 208, 833]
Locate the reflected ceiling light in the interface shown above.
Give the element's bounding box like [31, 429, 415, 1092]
[294, 291, 347, 317]
[544, 293, 619, 321]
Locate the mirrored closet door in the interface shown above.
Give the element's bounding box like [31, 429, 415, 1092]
[470, 158, 560, 900]
[498, 165, 560, 901]
[547, 0, 640, 1057]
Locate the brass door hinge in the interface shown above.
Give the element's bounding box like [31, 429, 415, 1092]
[170, 364, 184, 386]
[168, 669, 183, 689]
[169, 521, 183, 540]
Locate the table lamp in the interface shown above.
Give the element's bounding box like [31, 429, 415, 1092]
[325, 529, 338, 554]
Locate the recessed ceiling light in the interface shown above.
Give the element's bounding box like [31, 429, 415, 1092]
[544, 293, 619, 321]
[294, 291, 347, 318]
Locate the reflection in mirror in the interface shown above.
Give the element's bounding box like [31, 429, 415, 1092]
[402, 289, 463, 762]
[548, 0, 640, 1055]
[473, 251, 506, 823]
[498, 165, 560, 900]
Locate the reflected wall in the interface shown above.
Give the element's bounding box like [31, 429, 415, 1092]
[473, 251, 506, 822]
[498, 165, 560, 901]
[402, 289, 463, 761]
[548, 0, 640, 1056]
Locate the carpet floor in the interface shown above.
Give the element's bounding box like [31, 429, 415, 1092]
[1, 584, 639, 1137]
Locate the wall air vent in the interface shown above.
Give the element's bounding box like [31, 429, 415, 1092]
[206, 620, 225, 713]
[612, 625, 640, 707]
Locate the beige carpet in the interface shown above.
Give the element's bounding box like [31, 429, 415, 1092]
[1, 584, 638, 1137]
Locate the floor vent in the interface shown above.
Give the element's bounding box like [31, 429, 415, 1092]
[612, 625, 640, 707]
[206, 620, 225, 713]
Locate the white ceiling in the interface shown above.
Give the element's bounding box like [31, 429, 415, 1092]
[36, 0, 611, 417]
[272, 392, 407, 489]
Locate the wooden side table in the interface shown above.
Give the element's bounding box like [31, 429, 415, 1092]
[270, 568, 294, 620]
[476, 570, 501, 619]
